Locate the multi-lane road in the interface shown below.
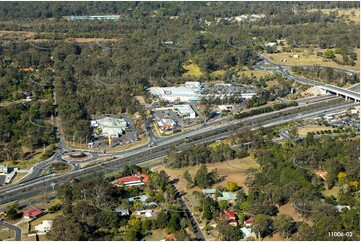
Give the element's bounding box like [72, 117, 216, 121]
[1, 57, 359, 241]
[0, 98, 357, 207]
[255, 56, 360, 100]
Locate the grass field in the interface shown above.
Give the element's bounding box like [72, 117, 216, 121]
[297, 125, 335, 137]
[182, 61, 203, 78]
[266, 80, 280, 89]
[321, 185, 339, 198]
[238, 70, 273, 78]
[263, 50, 360, 72]
[210, 70, 225, 79]
[154, 156, 259, 193]
[0, 228, 14, 241]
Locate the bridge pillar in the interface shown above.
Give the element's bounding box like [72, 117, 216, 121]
[336, 93, 339, 97]
[345, 96, 349, 101]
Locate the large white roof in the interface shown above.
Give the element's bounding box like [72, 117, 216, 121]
[173, 104, 195, 115]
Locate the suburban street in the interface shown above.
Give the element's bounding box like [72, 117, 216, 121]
[0, 220, 22, 241]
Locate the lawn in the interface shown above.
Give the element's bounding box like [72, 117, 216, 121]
[238, 70, 273, 78]
[321, 185, 339, 198]
[263, 50, 360, 72]
[297, 125, 335, 137]
[29, 211, 62, 232]
[210, 70, 225, 79]
[154, 156, 259, 193]
[266, 80, 279, 89]
[0, 228, 14, 241]
[41, 163, 72, 175]
[182, 61, 203, 78]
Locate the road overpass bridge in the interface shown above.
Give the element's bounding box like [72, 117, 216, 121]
[319, 85, 360, 102]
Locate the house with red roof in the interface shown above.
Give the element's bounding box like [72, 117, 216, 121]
[22, 207, 43, 219]
[114, 174, 149, 187]
[220, 210, 238, 226]
[244, 218, 254, 228]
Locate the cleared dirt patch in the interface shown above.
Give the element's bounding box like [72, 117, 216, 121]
[278, 203, 313, 225]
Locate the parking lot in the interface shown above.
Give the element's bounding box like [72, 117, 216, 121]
[328, 114, 360, 131]
[202, 83, 256, 96]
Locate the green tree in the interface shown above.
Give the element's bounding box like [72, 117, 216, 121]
[183, 170, 193, 184]
[253, 214, 273, 239]
[124, 227, 142, 241]
[6, 207, 19, 220]
[226, 181, 238, 191]
[194, 165, 209, 188]
[324, 50, 335, 59]
[217, 220, 243, 241]
[202, 197, 216, 220]
[180, 217, 188, 229]
[274, 214, 297, 238]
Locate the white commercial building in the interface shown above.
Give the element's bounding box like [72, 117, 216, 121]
[173, 104, 196, 118]
[149, 86, 200, 103]
[184, 82, 203, 92]
[157, 119, 176, 130]
[35, 220, 53, 233]
[93, 117, 128, 138]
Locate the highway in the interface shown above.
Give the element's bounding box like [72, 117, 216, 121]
[0, 100, 357, 206]
[255, 56, 360, 101]
[14, 94, 335, 184]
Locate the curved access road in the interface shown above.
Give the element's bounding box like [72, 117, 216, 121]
[0, 220, 22, 241]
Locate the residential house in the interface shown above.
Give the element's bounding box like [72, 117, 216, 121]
[136, 209, 158, 219]
[34, 220, 53, 233]
[128, 194, 149, 203]
[240, 227, 257, 241]
[143, 202, 158, 208]
[217, 192, 237, 202]
[23, 207, 44, 219]
[202, 189, 216, 196]
[115, 209, 130, 216]
[221, 210, 238, 226]
[244, 219, 254, 228]
[114, 174, 149, 187]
